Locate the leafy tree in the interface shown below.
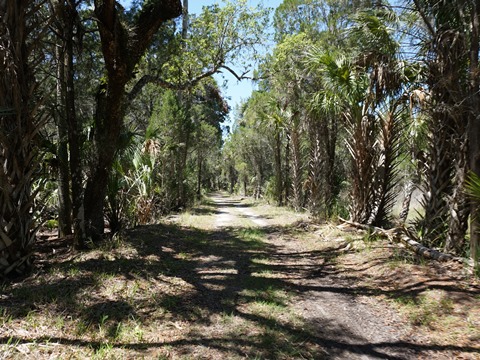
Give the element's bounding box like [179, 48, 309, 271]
[129, 0, 270, 94]
[82, 0, 182, 243]
[113, 0, 268, 221]
[273, 0, 328, 42]
[267, 33, 314, 210]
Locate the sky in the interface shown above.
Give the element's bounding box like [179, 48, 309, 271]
[118, 0, 283, 119]
[187, 1, 282, 115]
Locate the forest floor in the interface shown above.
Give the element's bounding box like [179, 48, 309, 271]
[1, 193, 480, 359]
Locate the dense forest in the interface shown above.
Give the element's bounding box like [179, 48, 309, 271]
[1, 0, 480, 279]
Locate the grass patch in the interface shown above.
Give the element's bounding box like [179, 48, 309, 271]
[236, 227, 268, 250]
[158, 294, 182, 312]
[240, 278, 290, 309]
[91, 343, 115, 360]
[392, 291, 456, 328]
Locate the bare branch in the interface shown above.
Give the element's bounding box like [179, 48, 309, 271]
[219, 65, 249, 81]
[412, 0, 436, 37]
[128, 67, 218, 101]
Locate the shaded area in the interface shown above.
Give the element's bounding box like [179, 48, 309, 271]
[1, 198, 479, 359]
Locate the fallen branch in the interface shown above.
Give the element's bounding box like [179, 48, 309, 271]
[338, 217, 462, 263]
[2, 252, 33, 277]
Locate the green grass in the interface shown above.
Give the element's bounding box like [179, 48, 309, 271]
[236, 228, 268, 250]
[392, 292, 455, 328]
[157, 294, 182, 312]
[91, 343, 115, 360]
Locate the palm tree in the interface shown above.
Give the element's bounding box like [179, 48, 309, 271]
[0, 1, 47, 277]
[409, 0, 475, 253]
[306, 7, 407, 226]
[269, 33, 312, 210]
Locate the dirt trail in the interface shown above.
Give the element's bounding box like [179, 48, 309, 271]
[213, 194, 268, 228]
[259, 228, 417, 360]
[208, 193, 433, 359]
[2, 194, 477, 359]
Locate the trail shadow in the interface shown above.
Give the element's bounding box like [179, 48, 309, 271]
[209, 192, 254, 209]
[188, 207, 222, 215]
[1, 214, 479, 358]
[210, 200, 254, 209]
[2, 334, 479, 359]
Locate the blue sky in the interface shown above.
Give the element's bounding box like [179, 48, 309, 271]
[118, 0, 283, 117]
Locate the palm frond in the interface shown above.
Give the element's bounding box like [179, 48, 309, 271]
[465, 172, 480, 204]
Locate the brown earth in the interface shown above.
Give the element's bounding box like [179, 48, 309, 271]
[0, 193, 479, 359]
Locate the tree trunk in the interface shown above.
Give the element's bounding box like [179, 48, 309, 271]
[63, 0, 85, 247]
[347, 107, 378, 224]
[468, 0, 480, 271]
[255, 162, 263, 200]
[182, 0, 189, 40]
[177, 128, 190, 208]
[370, 102, 403, 227]
[228, 163, 236, 193]
[290, 117, 303, 211]
[84, 81, 126, 241]
[274, 124, 283, 206]
[197, 155, 202, 197]
[469, 115, 480, 270]
[307, 117, 323, 217]
[243, 175, 247, 196]
[417, 108, 453, 247]
[325, 115, 338, 215]
[417, 22, 468, 248]
[55, 40, 73, 237]
[0, 1, 42, 277]
[444, 130, 469, 254]
[83, 0, 182, 241]
[399, 180, 414, 224]
[284, 132, 291, 203]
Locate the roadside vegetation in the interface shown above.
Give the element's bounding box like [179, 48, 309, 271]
[1, 197, 479, 359]
[1, 0, 480, 358]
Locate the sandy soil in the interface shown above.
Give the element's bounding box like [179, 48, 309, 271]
[209, 193, 479, 359]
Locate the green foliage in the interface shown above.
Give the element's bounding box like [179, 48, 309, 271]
[274, 0, 326, 41]
[465, 172, 480, 204]
[155, 0, 270, 87]
[45, 219, 59, 230]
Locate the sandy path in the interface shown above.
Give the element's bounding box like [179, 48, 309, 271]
[209, 193, 419, 359]
[264, 233, 418, 360]
[211, 193, 268, 228]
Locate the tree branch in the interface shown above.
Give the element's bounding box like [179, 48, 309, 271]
[220, 65, 249, 81]
[338, 217, 463, 263]
[128, 67, 218, 101]
[131, 0, 182, 63]
[412, 0, 436, 37]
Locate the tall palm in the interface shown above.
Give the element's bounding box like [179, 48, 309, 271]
[270, 33, 312, 210]
[307, 49, 370, 223]
[347, 7, 407, 226]
[307, 7, 407, 226]
[409, 0, 475, 252]
[0, 1, 47, 277]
